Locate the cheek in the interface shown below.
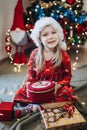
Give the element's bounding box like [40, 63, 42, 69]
[56, 35, 60, 43]
[57, 38, 60, 43]
[40, 37, 46, 43]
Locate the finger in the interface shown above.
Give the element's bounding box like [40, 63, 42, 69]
[54, 89, 57, 95]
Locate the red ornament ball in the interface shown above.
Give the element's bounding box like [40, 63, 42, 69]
[66, 0, 76, 5]
[5, 45, 12, 52]
[26, 24, 34, 29]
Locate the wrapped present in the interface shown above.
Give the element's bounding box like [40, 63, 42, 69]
[0, 102, 14, 121]
[27, 81, 55, 103]
[40, 102, 86, 130]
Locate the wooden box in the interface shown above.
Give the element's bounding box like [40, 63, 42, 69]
[40, 102, 86, 130]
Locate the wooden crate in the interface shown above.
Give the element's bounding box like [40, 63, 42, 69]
[40, 102, 86, 130]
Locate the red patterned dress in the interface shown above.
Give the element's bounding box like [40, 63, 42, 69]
[14, 48, 76, 104]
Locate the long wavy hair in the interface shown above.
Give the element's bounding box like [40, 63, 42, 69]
[35, 43, 62, 71]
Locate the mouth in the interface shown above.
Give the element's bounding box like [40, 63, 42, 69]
[48, 40, 56, 44]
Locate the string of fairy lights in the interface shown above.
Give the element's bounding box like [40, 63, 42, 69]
[5, 0, 87, 71]
[5, 29, 25, 72]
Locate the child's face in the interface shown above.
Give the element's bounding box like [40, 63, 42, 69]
[40, 25, 59, 49]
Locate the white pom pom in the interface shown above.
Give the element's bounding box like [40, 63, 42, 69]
[32, 104, 41, 113]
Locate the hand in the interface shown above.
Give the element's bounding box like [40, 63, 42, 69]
[54, 82, 62, 95]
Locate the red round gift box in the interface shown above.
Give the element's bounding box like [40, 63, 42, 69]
[27, 81, 55, 104]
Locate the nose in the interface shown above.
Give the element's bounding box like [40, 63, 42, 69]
[48, 33, 53, 39]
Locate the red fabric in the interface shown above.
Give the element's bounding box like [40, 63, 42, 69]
[14, 49, 76, 103]
[13, 52, 21, 64]
[11, 0, 26, 31]
[14, 87, 30, 103]
[20, 52, 28, 64]
[26, 49, 72, 85]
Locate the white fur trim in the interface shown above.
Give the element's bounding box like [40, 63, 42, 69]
[30, 17, 66, 50]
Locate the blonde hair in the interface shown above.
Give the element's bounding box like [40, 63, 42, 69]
[36, 44, 62, 71]
[30, 17, 66, 71]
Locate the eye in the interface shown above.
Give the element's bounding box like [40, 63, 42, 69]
[52, 31, 57, 34]
[42, 33, 48, 37]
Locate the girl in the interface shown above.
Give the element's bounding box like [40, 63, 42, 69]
[14, 17, 76, 104]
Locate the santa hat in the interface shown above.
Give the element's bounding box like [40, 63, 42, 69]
[11, 0, 26, 31]
[30, 17, 67, 50]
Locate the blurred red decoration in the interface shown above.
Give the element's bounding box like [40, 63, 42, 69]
[66, 0, 76, 5]
[5, 37, 8, 42]
[62, 104, 75, 118]
[76, 24, 86, 34]
[59, 18, 66, 25]
[5, 45, 12, 53]
[26, 24, 34, 29]
[83, 21, 87, 30]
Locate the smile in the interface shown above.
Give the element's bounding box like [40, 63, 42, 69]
[48, 40, 56, 44]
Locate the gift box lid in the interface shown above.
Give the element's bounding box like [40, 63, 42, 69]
[0, 102, 14, 110]
[27, 81, 55, 93]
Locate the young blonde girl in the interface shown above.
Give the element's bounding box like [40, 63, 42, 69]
[14, 17, 76, 103]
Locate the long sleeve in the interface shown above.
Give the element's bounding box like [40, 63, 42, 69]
[58, 51, 72, 86]
[24, 49, 38, 83]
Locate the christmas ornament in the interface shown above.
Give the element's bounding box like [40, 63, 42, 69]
[5, 0, 28, 69]
[62, 104, 75, 118]
[76, 24, 84, 34]
[25, 24, 34, 30]
[5, 45, 12, 53]
[66, 0, 76, 5]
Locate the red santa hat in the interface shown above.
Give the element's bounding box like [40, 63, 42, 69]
[11, 0, 26, 31]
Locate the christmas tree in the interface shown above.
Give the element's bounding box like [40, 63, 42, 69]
[24, 0, 87, 49]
